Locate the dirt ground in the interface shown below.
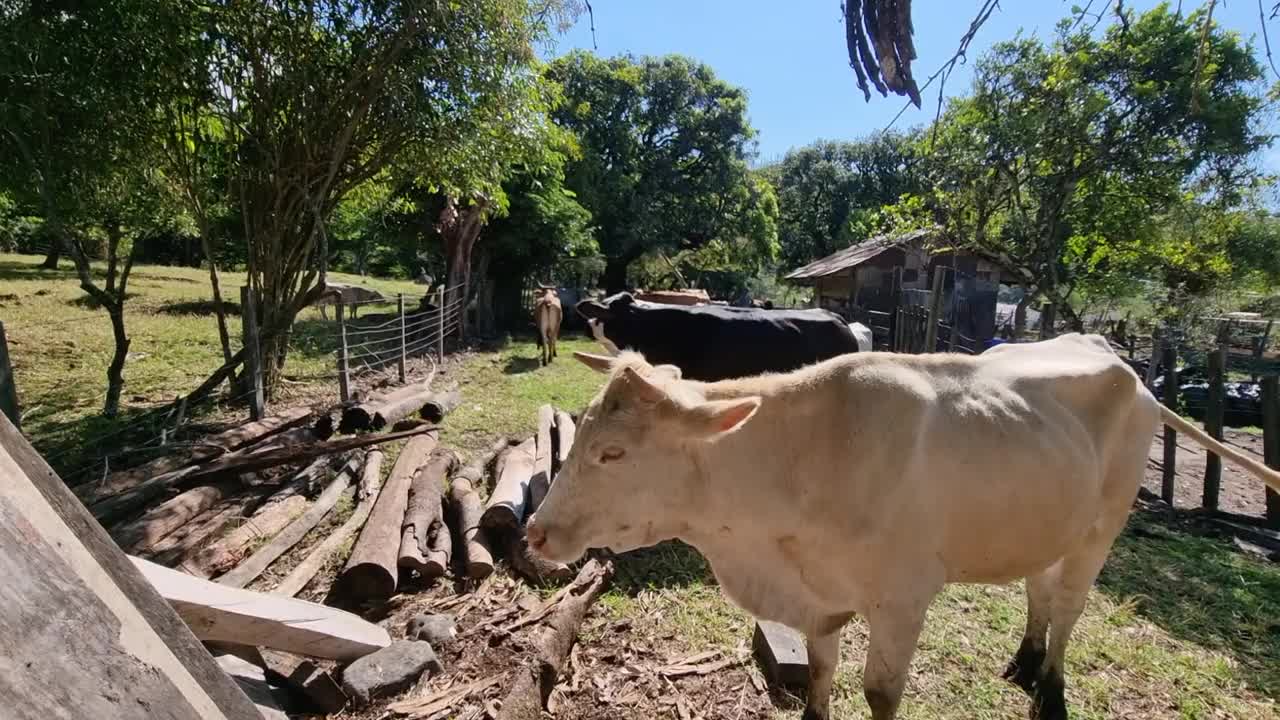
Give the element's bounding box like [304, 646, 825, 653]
[1146, 428, 1274, 519]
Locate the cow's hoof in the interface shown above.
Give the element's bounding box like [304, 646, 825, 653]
[1003, 638, 1044, 696]
[1029, 671, 1066, 720]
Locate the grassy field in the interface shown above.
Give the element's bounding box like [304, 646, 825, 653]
[3, 253, 1278, 718]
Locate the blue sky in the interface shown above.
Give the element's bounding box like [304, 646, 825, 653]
[548, 0, 1279, 172]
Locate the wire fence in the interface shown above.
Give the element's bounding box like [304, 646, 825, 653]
[1, 281, 471, 491]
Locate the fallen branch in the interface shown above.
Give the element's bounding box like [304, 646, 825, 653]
[338, 433, 438, 603]
[388, 673, 505, 718]
[505, 525, 573, 585]
[495, 559, 615, 720]
[273, 449, 384, 597]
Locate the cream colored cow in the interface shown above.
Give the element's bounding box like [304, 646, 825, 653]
[527, 334, 1280, 720]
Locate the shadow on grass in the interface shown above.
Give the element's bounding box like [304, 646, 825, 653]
[0, 259, 80, 282]
[503, 356, 541, 374]
[1097, 506, 1280, 700]
[608, 540, 717, 595]
[158, 299, 241, 316]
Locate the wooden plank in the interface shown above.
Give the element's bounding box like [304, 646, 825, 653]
[217, 455, 362, 588]
[338, 433, 437, 603]
[1264, 377, 1280, 529]
[133, 556, 390, 661]
[923, 268, 945, 353]
[1162, 338, 1178, 505]
[1203, 343, 1226, 509]
[481, 437, 535, 530]
[752, 620, 809, 688]
[0, 320, 19, 429]
[213, 651, 289, 720]
[274, 449, 384, 597]
[0, 411, 260, 719]
[260, 649, 347, 713]
[529, 404, 555, 512]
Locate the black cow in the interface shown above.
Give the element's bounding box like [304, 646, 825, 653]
[575, 292, 865, 381]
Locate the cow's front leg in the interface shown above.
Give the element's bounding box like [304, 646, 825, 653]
[801, 630, 840, 720]
[862, 597, 931, 720]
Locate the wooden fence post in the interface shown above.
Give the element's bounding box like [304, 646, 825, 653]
[239, 286, 264, 421]
[1202, 340, 1226, 510]
[436, 286, 445, 365]
[397, 293, 407, 384]
[1039, 303, 1056, 340]
[1263, 376, 1280, 528]
[1161, 336, 1178, 505]
[0, 321, 19, 430]
[1144, 330, 1161, 390]
[336, 296, 350, 404]
[924, 269, 946, 353]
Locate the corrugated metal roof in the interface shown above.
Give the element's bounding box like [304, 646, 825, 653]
[783, 228, 935, 281]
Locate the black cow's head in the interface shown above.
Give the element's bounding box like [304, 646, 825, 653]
[576, 292, 643, 356]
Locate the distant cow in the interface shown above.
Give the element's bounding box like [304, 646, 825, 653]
[576, 292, 869, 381]
[527, 335, 1280, 720]
[534, 287, 562, 366]
[314, 282, 388, 320]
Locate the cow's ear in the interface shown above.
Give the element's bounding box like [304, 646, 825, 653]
[576, 300, 610, 321]
[574, 351, 615, 374]
[683, 397, 761, 439]
[613, 292, 636, 307]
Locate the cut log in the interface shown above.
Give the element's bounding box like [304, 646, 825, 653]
[753, 620, 809, 688]
[449, 453, 495, 579]
[144, 491, 266, 567]
[82, 405, 312, 506]
[553, 410, 575, 473]
[425, 515, 452, 578]
[132, 556, 391, 661]
[495, 559, 614, 720]
[273, 449, 384, 597]
[481, 437, 534, 531]
[182, 461, 326, 579]
[217, 454, 363, 588]
[337, 433, 438, 603]
[528, 405, 555, 512]
[339, 382, 428, 434]
[88, 423, 429, 526]
[260, 649, 347, 714]
[398, 449, 458, 578]
[112, 480, 236, 553]
[505, 524, 573, 585]
[420, 389, 461, 424]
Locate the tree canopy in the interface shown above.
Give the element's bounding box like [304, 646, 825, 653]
[547, 51, 777, 290]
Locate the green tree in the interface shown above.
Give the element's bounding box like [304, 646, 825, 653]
[905, 4, 1270, 331]
[771, 134, 920, 269]
[0, 0, 192, 415]
[173, 0, 569, 391]
[547, 51, 774, 290]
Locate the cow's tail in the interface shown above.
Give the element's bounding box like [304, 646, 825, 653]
[1160, 405, 1280, 492]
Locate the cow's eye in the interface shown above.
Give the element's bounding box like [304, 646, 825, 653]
[599, 447, 625, 463]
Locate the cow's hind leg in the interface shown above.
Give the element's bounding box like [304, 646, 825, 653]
[1032, 515, 1127, 720]
[801, 630, 840, 720]
[1003, 568, 1054, 695]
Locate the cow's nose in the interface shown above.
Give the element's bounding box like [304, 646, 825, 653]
[526, 516, 547, 550]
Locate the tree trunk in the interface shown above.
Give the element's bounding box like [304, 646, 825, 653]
[473, 248, 496, 337]
[103, 303, 130, 418]
[1013, 293, 1033, 340]
[603, 256, 630, 294]
[438, 196, 488, 342]
[201, 235, 234, 365]
[40, 237, 60, 268]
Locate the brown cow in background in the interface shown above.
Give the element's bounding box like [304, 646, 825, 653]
[534, 286, 562, 366]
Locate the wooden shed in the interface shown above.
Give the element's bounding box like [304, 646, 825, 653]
[784, 229, 1003, 347]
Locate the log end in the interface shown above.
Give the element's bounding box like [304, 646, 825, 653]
[335, 563, 397, 605]
[338, 408, 374, 435]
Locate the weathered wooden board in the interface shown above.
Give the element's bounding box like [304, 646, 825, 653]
[752, 620, 809, 688]
[0, 412, 260, 720]
[134, 556, 391, 661]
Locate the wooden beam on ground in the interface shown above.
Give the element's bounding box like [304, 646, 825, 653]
[399, 448, 457, 578]
[753, 620, 809, 688]
[83, 406, 312, 507]
[0, 411, 261, 720]
[113, 480, 236, 553]
[449, 452, 495, 580]
[217, 455, 362, 588]
[528, 405, 555, 512]
[481, 437, 534, 531]
[274, 450, 384, 597]
[134, 556, 390, 661]
[337, 433, 438, 603]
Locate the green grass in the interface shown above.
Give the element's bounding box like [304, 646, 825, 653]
[0, 251, 423, 482]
